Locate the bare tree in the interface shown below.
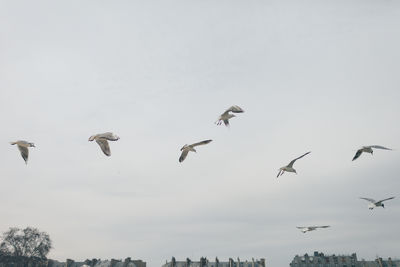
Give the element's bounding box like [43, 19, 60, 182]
[0, 227, 52, 259]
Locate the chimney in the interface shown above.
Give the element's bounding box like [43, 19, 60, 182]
[66, 259, 74, 267]
[229, 258, 234, 267]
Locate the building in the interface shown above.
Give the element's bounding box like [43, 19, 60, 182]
[290, 251, 400, 267]
[162, 257, 266, 267]
[290, 251, 358, 267]
[359, 257, 400, 267]
[49, 257, 146, 267]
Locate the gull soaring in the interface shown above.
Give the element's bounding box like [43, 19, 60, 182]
[179, 140, 212, 162]
[277, 151, 311, 178]
[352, 145, 392, 161]
[296, 226, 330, 233]
[359, 197, 395, 210]
[10, 140, 35, 164]
[88, 132, 120, 156]
[215, 105, 244, 127]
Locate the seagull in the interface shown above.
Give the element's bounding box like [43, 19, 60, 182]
[352, 145, 392, 161]
[277, 151, 311, 178]
[88, 132, 119, 156]
[296, 226, 330, 233]
[179, 139, 212, 162]
[359, 197, 395, 210]
[215, 105, 244, 127]
[10, 140, 35, 164]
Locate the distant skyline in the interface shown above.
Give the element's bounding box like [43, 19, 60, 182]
[1, 1, 399, 266]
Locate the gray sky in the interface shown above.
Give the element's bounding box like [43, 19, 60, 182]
[1, 0, 400, 266]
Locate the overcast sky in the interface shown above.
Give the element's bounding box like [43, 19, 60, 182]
[1, 0, 400, 266]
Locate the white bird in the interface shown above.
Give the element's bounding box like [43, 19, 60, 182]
[352, 145, 392, 161]
[215, 105, 244, 127]
[296, 226, 330, 233]
[360, 197, 395, 210]
[88, 132, 119, 156]
[277, 151, 311, 178]
[10, 140, 35, 164]
[179, 139, 212, 162]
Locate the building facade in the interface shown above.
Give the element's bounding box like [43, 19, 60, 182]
[162, 257, 266, 267]
[290, 251, 400, 267]
[290, 251, 358, 267]
[359, 257, 400, 267]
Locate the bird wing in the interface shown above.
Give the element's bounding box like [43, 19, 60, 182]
[17, 145, 29, 164]
[222, 105, 244, 115]
[370, 145, 392, 150]
[223, 119, 230, 127]
[227, 105, 244, 113]
[179, 149, 189, 162]
[288, 151, 311, 167]
[191, 139, 212, 147]
[376, 197, 395, 204]
[360, 197, 376, 203]
[98, 132, 119, 141]
[96, 139, 111, 156]
[315, 225, 330, 229]
[352, 149, 363, 161]
[296, 227, 307, 229]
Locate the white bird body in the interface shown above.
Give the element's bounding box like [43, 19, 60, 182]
[277, 152, 311, 178]
[360, 197, 395, 209]
[216, 105, 244, 126]
[88, 132, 120, 156]
[296, 225, 330, 233]
[352, 145, 392, 161]
[10, 140, 35, 164]
[279, 165, 296, 174]
[181, 145, 196, 153]
[179, 140, 212, 162]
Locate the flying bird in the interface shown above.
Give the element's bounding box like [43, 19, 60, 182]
[10, 140, 35, 164]
[88, 132, 119, 156]
[215, 105, 244, 127]
[352, 145, 392, 161]
[179, 140, 212, 162]
[360, 197, 395, 210]
[296, 226, 330, 233]
[277, 151, 311, 178]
